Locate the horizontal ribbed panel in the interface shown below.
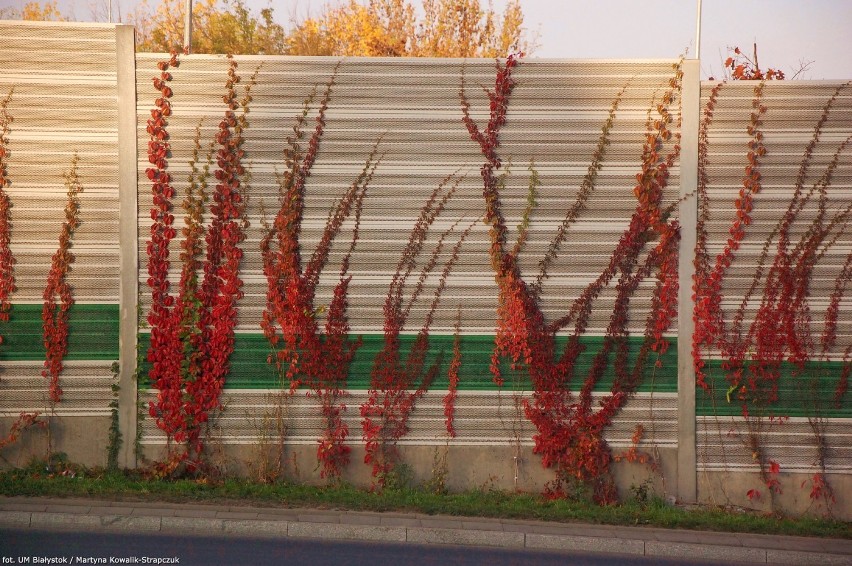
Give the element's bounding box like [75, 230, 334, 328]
[697, 416, 852, 473]
[136, 55, 681, 335]
[696, 81, 852, 474]
[699, 81, 852, 361]
[139, 389, 677, 448]
[0, 360, 117, 417]
[0, 21, 121, 304]
[0, 22, 121, 422]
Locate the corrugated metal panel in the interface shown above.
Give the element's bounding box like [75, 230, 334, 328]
[138, 389, 678, 448]
[0, 22, 121, 418]
[699, 83, 852, 333]
[0, 21, 121, 304]
[697, 416, 851, 473]
[134, 55, 682, 449]
[696, 81, 852, 474]
[0, 360, 116, 417]
[135, 55, 682, 336]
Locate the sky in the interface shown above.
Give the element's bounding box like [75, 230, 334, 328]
[6, 0, 852, 79]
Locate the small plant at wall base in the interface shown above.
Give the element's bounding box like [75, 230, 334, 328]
[461, 55, 683, 504]
[107, 361, 122, 470]
[144, 52, 257, 475]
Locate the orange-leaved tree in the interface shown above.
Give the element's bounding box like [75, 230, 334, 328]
[0, 0, 67, 20]
[133, 0, 286, 54]
[284, 0, 536, 57]
[5, 0, 536, 57]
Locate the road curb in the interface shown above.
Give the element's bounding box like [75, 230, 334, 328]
[1, 500, 850, 565]
[526, 532, 645, 555]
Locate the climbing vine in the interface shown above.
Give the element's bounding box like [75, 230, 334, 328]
[0, 89, 13, 346]
[693, 80, 852, 511]
[461, 56, 682, 503]
[145, 50, 182, 458]
[145, 52, 257, 473]
[42, 154, 82, 405]
[360, 177, 473, 489]
[261, 69, 382, 481]
[0, 88, 47, 452]
[442, 309, 462, 438]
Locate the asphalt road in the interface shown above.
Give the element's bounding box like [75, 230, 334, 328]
[0, 528, 743, 566]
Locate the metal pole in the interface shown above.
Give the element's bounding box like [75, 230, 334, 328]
[695, 0, 702, 60]
[183, 0, 193, 54]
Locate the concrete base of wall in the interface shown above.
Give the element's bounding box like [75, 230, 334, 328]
[5, 421, 849, 520]
[698, 470, 851, 520]
[136, 442, 680, 501]
[0, 415, 111, 470]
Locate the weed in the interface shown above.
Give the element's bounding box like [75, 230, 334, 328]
[630, 478, 655, 507]
[381, 462, 413, 491]
[422, 444, 450, 495]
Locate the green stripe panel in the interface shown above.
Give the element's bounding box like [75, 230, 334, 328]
[696, 360, 851, 418]
[138, 333, 677, 392]
[0, 304, 119, 361]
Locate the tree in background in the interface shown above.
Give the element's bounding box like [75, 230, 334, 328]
[287, 0, 534, 57]
[0, 1, 67, 20]
[132, 0, 287, 54]
[3, 0, 534, 57]
[285, 0, 414, 56]
[417, 0, 527, 57]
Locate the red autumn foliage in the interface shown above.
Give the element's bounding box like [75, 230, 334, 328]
[361, 178, 473, 489]
[613, 424, 657, 469]
[0, 411, 45, 450]
[145, 52, 254, 469]
[693, 79, 851, 508]
[802, 472, 836, 507]
[42, 155, 82, 405]
[0, 90, 44, 451]
[145, 51, 182, 455]
[461, 56, 682, 503]
[261, 71, 381, 481]
[711, 44, 787, 82]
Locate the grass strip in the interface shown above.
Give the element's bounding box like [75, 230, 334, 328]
[0, 464, 848, 539]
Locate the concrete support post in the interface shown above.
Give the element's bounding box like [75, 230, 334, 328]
[116, 24, 139, 469]
[677, 59, 701, 504]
